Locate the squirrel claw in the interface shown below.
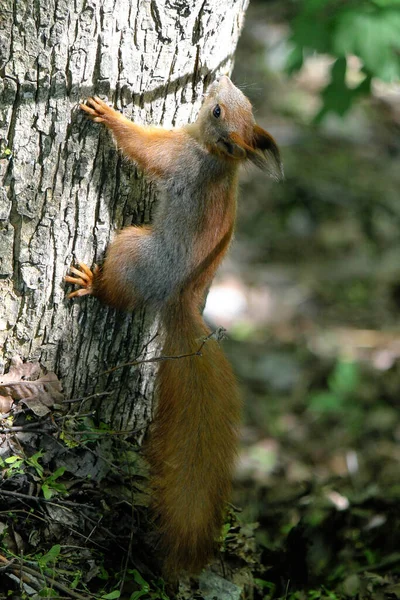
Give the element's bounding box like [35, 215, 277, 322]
[65, 262, 97, 299]
[80, 97, 111, 122]
[67, 287, 93, 299]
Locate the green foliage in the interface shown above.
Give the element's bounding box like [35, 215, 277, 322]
[41, 467, 67, 499]
[26, 450, 45, 477]
[1, 449, 68, 498]
[96, 569, 170, 600]
[37, 544, 61, 567]
[308, 359, 364, 434]
[38, 589, 58, 597]
[309, 359, 359, 413]
[2, 451, 45, 479]
[2, 455, 25, 475]
[316, 57, 372, 122]
[1, 541, 169, 600]
[128, 570, 170, 600]
[288, 0, 400, 118]
[254, 577, 276, 597]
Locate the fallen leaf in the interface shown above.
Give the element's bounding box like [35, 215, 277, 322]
[0, 356, 63, 416]
[0, 394, 13, 413]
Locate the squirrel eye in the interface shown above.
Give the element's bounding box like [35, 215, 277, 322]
[213, 104, 221, 118]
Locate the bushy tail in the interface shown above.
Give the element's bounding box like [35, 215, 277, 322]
[147, 298, 241, 576]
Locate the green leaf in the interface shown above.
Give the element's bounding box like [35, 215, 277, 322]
[328, 360, 359, 396]
[315, 57, 355, 121]
[42, 484, 51, 499]
[254, 578, 276, 592]
[309, 391, 343, 413]
[39, 589, 58, 597]
[71, 570, 82, 589]
[129, 592, 148, 600]
[371, 0, 400, 5]
[5, 455, 21, 464]
[101, 591, 121, 599]
[302, 0, 335, 16]
[132, 570, 149, 589]
[48, 466, 66, 480]
[290, 13, 331, 55]
[286, 45, 304, 75]
[287, 0, 400, 117]
[39, 544, 61, 566]
[27, 450, 44, 477]
[334, 7, 400, 81]
[41, 466, 67, 498]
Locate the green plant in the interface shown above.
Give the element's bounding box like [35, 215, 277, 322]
[287, 0, 400, 119]
[2, 455, 25, 476]
[309, 359, 360, 414]
[308, 359, 366, 435]
[128, 570, 170, 600]
[1, 450, 45, 478]
[41, 467, 67, 499]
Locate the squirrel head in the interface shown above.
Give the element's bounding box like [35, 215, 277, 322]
[197, 75, 283, 181]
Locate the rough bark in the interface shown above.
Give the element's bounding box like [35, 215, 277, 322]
[0, 0, 249, 430]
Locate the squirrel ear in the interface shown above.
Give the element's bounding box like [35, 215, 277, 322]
[215, 138, 247, 160]
[250, 125, 284, 181]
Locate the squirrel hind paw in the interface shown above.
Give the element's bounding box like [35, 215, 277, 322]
[65, 262, 97, 299]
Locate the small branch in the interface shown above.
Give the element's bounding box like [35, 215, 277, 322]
[0, 553, 90, 600]
[0, 488, 95, 510]
[136, 331, 160, 358]
[62, 391, 113, 404]
[103, 327, 227, 375]
[0, 428, 53, 434]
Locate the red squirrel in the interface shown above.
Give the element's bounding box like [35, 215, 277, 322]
[65, 76, 283, 575]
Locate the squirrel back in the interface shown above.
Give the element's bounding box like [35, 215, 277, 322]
[66, 75, 283, 575]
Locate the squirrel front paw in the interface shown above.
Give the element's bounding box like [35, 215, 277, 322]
[65, 262, 98, 298]
[80, 96, 116, 124]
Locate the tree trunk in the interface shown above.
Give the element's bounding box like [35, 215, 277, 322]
[0, 0, 249, 430]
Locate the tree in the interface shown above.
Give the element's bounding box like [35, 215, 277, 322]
[0, 0, 249, 428]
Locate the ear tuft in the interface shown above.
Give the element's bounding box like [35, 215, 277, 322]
[251, 124, 284, 181]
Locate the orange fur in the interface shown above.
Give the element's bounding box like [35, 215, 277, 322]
[148, 296, 241, 575]
[81, 97, 185, 178]
[93, 225, 152, 309]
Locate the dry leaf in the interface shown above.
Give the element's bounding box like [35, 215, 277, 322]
[0, 394, 13, 413]
[0, 356, 63, 416]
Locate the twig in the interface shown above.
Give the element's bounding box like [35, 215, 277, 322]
[0, 427, 55, 434]
[136, 331, 160, 359]
[0, 419, 56, 432]
[102, 327, 227, 375]
[0, 488, 95, 510]
[66, 425, 145, 437]
[0, 413, 94, 434]
[14, 560, 89, 600]
[62, 390, 114, 404]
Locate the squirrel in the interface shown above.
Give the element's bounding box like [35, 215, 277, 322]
[65, 75, 283, 575]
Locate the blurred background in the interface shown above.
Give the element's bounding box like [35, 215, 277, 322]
[204, 0, 400, 596]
